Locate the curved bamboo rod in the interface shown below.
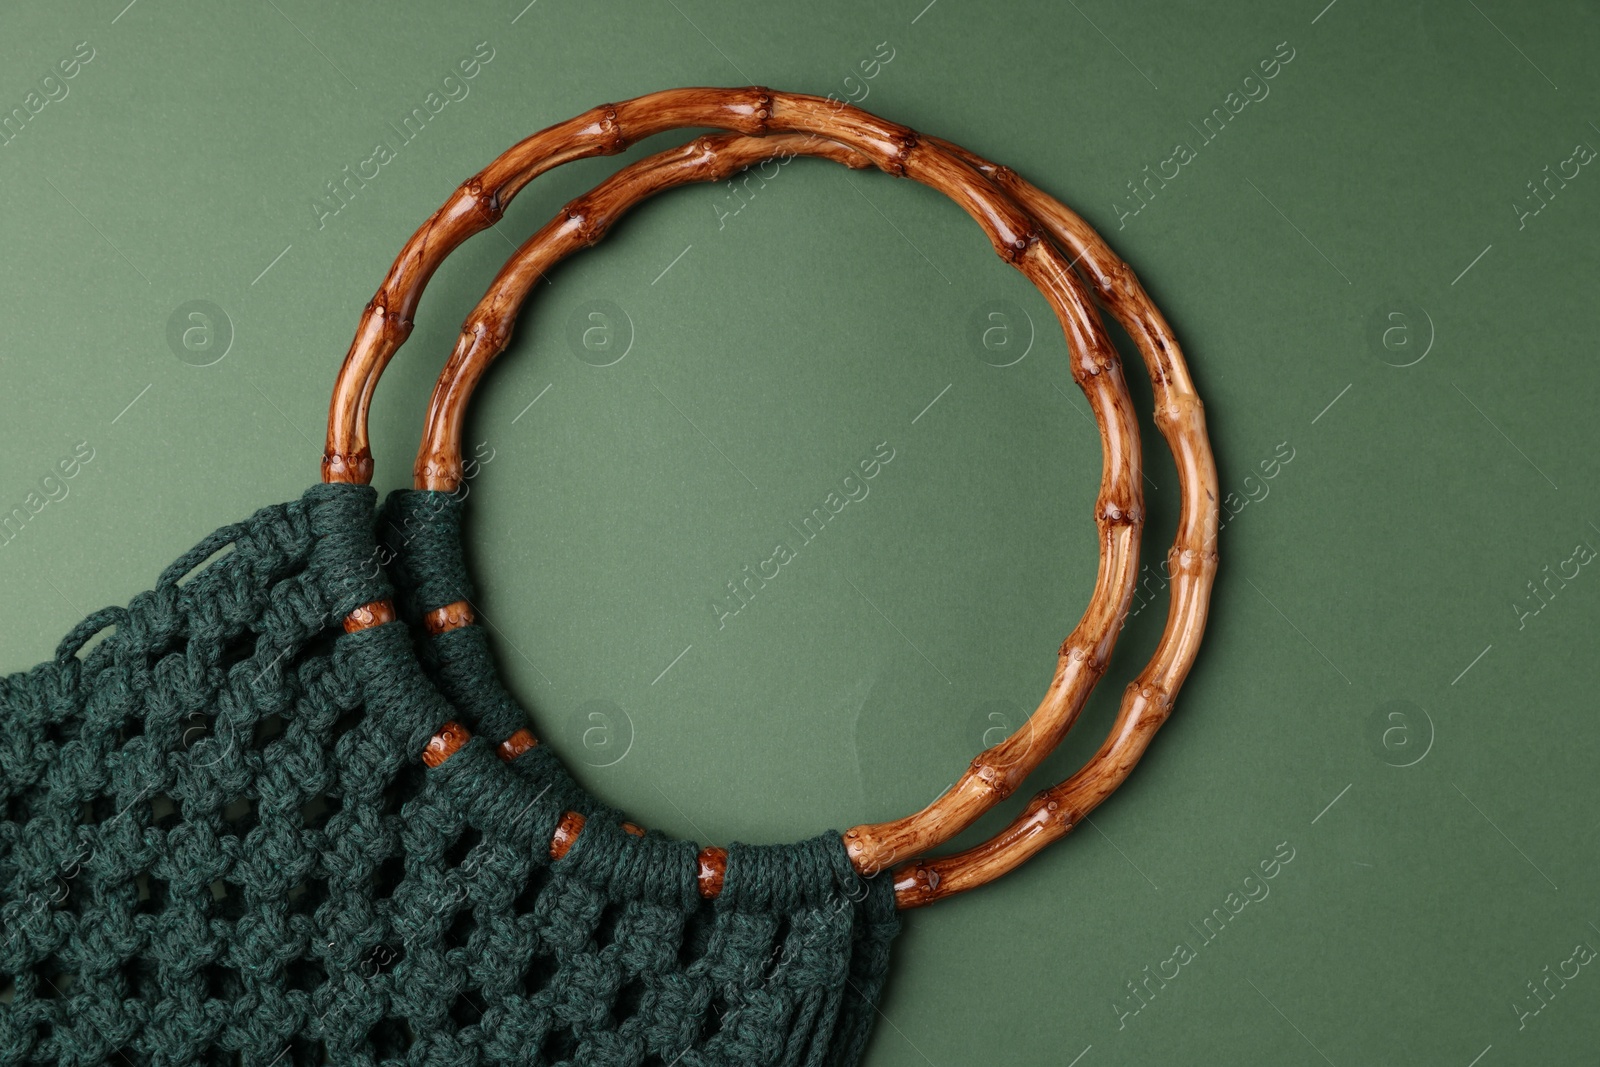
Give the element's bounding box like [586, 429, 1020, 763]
[325, 87, 837, 482]
[887, 142, 1218, 907]
[321, 89, 1217, 907]
[322, 88, 1133, 489]
[399, 125, 1148, 898]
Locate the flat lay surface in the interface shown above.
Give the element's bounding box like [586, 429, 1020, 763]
[1, 1, 1597, 1063]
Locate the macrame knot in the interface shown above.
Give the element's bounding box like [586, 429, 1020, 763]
[0, 481, 900, 1067]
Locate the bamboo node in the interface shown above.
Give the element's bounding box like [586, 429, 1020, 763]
[1098, 258, 1138, 296]
[1167, 545, 1219, 574]
[343, 598, 395, 634]
[1097, 501, 1143, 528]
[364, 298, 415, 346]
[841, 829, 891, 875]
[890, 862, 941, 908]
[1125, 679, 1175, 714]
[747, 87, 774, 132]
[686, 135, 724, 177]
[1057, 636, 1108, 678]
[550, 810, 586, 859]
[414, 453, 466, 491]
[496, 729, 537, 762]
[485, 314, 514, 353]
[888, 128, 919, 177]
[1069, 351, 1113, 384]
[1036, 791, 1078, 828]
[968, 759, 1019, 800]
[900, 862, 940, 894]
[562, 203, 607, 247]
[422, 720, 470, 768]
[463, 178, 505, 224]
[997, 222, 1041, 264]
[596, 104, 626, 152]
[424, 600, 475, 635]
[321, 448, 374, 485]
[697, 846, 728, 898]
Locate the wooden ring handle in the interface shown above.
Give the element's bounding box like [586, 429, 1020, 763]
[400, 120, 1148, 902]
[468, 132, 1221, 907]
[353, 91, 1216, 907]
[886, 141, 1219, 905]
[323, 88, 1136, 487]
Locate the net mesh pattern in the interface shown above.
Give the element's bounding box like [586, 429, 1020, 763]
[0, 484, 898, 1067]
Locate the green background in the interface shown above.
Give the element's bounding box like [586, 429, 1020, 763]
[3, 0, 1598, 1063]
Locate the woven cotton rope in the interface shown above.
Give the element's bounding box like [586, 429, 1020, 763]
[0, 484, 897, 1067]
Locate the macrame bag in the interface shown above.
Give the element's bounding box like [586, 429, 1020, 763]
[0, 89, 1217, 1067]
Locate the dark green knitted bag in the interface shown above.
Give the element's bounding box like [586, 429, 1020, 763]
[0, 480, 897, 1066]
[0, 84, 1221, 1066]
[0, 124, 911, 1062]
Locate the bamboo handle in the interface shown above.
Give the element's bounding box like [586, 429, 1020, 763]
[326, 87, 780, 483]
[323, 88, 1130, 484]
[321, 88, 1216, 907]
[398, 121, 1147, 901]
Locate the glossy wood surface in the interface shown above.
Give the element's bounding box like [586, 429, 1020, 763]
[342, 598, 395, 634]
[325, 90, 1215, 908]
[399, 121, 1145, 888]
[423, 600, 474, 635]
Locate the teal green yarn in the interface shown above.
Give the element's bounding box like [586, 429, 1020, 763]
[378, 488, 602, 823]
[0, 482, 900, 1066]
[379, 490, 537, 742]
[379, 485, 900, 1065]
[378, 489, 476, 623]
